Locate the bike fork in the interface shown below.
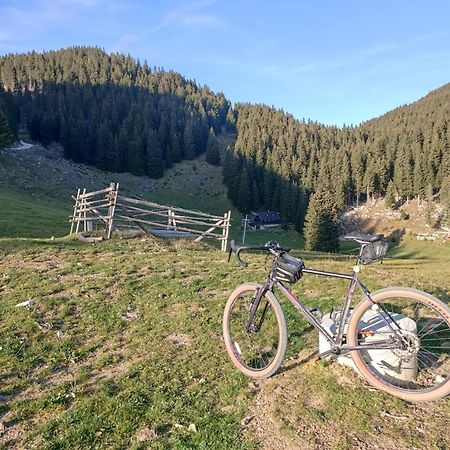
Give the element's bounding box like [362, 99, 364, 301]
[246, 284, 270, 332]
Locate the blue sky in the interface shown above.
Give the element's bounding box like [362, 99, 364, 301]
[0, 0, 449, 125]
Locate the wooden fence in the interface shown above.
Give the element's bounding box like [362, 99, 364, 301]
[70, 183, 231, 251]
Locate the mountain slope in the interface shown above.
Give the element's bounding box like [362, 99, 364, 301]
[224, 84, 449, 223]
[0, 47, 233, 179]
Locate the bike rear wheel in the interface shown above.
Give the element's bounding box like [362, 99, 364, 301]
[348, 287, 450, 402]
[223, 283, 287, 378]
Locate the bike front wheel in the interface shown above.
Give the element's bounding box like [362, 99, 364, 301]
[223, 283, 287, 378]
[348, 287, 450, 402]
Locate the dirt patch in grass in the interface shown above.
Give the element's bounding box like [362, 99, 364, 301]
[245, 352, 450, 450]
[166, 333, 192, 346]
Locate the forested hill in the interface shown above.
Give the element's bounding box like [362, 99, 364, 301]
[224, 83, 450, 226]
[0, 47, 449, 227]
[0, 47, 232, 177]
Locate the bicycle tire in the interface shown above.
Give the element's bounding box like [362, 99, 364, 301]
[348, 287, 450, 402]
[223, 283, 287, 378]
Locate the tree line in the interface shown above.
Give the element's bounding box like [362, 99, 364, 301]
[0, 47, 449, 232]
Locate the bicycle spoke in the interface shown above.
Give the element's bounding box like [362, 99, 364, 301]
[351, 291, 450, 399]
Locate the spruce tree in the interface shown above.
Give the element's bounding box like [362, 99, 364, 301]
[303, 191, 340, 252]
[183, 120, 197, 160]
[0, 110, 14, 148]
[205, 128, 221, 165]
[236, 166, 253, 213]
[384, 180, 396, 209]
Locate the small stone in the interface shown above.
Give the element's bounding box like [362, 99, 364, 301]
[37, 322, 53, 331]
[188, 423, 197, 432]
[136, 427, 157, 442]
[15, 299, 35, 307]
[240, 415, 254, 427]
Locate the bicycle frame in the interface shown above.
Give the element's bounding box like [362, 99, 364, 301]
[255, 267, 402, 356]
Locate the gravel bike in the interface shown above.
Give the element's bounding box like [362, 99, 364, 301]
[222, 234, 450, 402]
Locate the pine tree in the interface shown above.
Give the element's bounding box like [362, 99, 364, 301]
[384, 180, 396, 209]
[205, 128, 221, 165]
[303, 191, 340, 252]
[0, 109, 14, 148]
[183, 120, 197, 160]
[236, 166, 253, 213]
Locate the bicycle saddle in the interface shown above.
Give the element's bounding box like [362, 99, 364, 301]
[343, 233, 384, 244]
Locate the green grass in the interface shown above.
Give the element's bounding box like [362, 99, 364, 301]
[0, 236, 448, 449]
[0, 188, 70, 238]
[1, 142, 449, 448]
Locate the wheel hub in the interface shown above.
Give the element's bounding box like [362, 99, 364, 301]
[392, 330, 420, 361]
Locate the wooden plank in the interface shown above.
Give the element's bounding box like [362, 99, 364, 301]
[194, 219, 224, 242]
[72, 215, 113, 222]
[69, 203, 112, 215]
[78, 186, 114, 199]
[116, 205, 154, 236]
[73, 197, 111, 207]
[115, 202, 170, 217]
[116, 202, 222, 227]
[116, 215, 224, 238]
[118, 196, 223, 220]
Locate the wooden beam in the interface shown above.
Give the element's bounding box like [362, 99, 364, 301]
[78, 186, 115, 199]
[117, 195, 223, 220]
[194, 218, 224, 242]
[70, 188, 80, 234]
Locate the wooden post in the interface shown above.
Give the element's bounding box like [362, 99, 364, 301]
[76, 188, 86, 234]
[83, 192, 87, 232]
[167, 209, 172, 230]
[70, 188, 80, 234]
[221, 210, 231, 251]
[172, 210, 177, 230]
[107, 182, 118, 239]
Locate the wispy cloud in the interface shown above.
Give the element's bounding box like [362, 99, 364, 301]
[413, 31, 448, 42]
[111, 0, 226, 55]
[148, 0, 223, 33]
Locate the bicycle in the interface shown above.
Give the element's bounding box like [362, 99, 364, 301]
[222, 234, 450, 403]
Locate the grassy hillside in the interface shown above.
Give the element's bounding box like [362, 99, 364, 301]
[0, 235, 448, 449]
[0, 139, 304, 248]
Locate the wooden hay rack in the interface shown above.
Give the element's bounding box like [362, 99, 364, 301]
[70, 183, 231, 251]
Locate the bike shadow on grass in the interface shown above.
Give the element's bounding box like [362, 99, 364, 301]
[278, 349, 321, 374]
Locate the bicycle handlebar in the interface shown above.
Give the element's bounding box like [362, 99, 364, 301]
[228, 240, 291, 267]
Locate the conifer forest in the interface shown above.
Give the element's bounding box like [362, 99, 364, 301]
[0, 47, 449, 225]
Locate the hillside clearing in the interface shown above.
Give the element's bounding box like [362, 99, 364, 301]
[0, 236, 448, 449]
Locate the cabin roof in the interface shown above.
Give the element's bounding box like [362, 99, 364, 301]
[249, 210, 281, 223]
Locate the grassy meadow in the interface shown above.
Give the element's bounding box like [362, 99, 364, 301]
[0, 142, 449, 448]
[0, 234, 448, 449]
